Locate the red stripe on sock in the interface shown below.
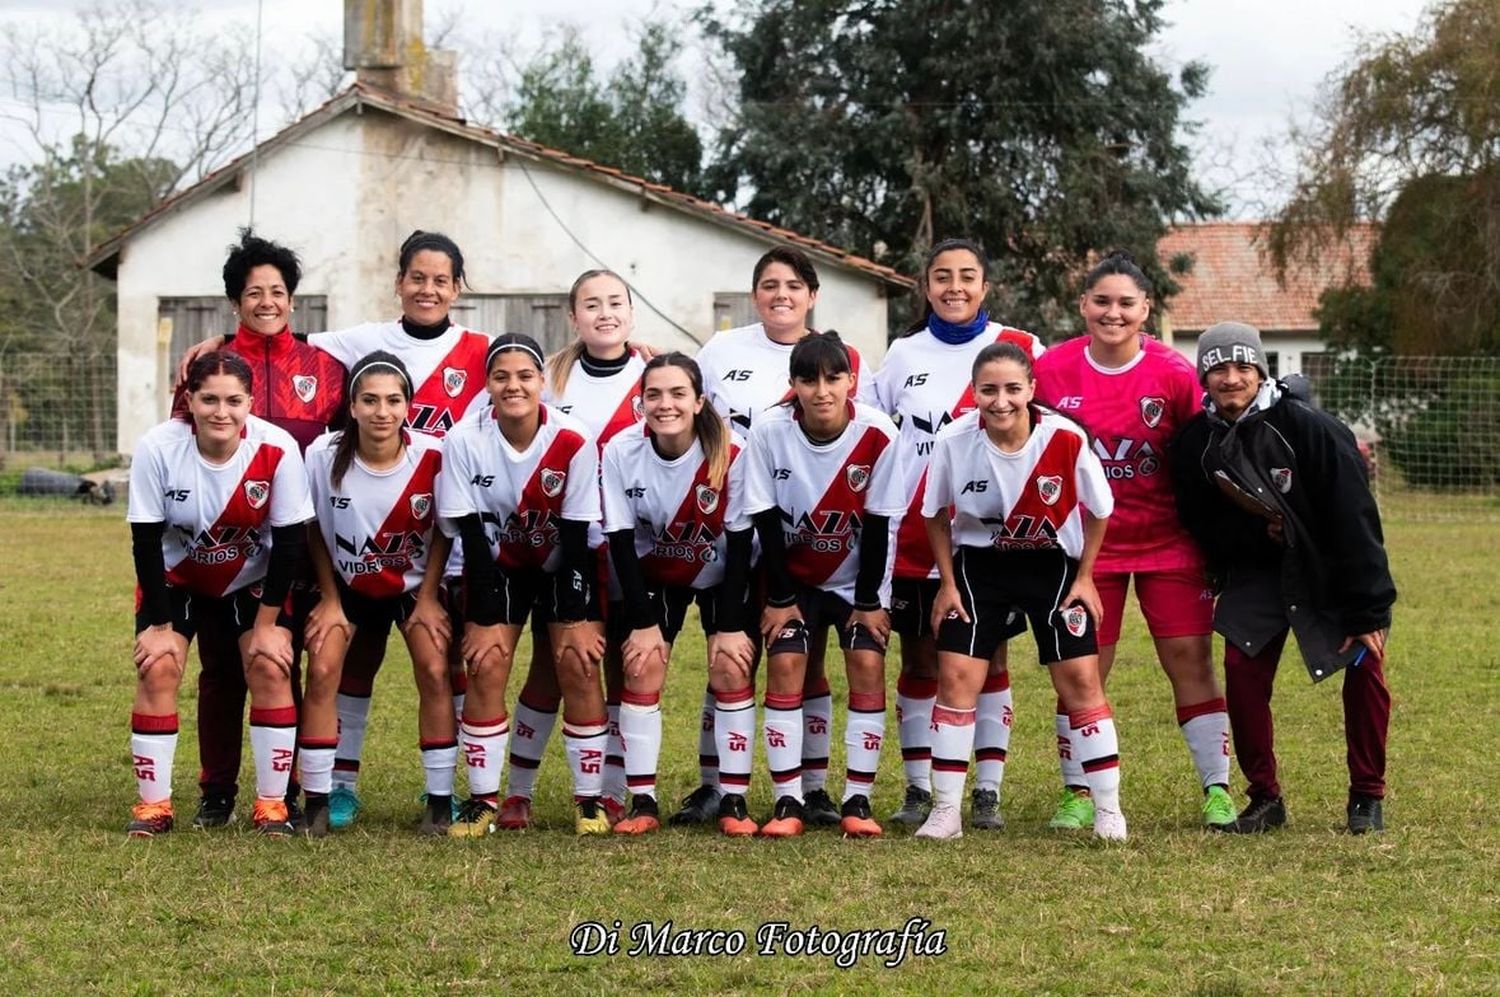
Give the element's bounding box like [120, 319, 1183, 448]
[249, 706, 297, 727]
[765, 692, 803, 710]
[1082, 754, 1120, 773]
[931, 704, 977, 727]
[896, 674, 939, 699]
[626, 775, 655, 788]
[517, 693, 560, 713]
[419, 738, 459, 750]
[981, 672, 1011, 694]
[131, 712, 179, 734]
[848, 691, 886, 711]
[932, 759, 969, 773]
[804, 675, 831, 697]
[621, 690, 660, 708]
[297, 736, 339, 750]
[1068, 704, 1114, 729]
[716, 685, 755, 706]
[460, 712, 508, 728]
[1176, 697, 1228, 724]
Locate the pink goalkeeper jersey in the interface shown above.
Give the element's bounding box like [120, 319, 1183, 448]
[1033, 335, 1203, 573]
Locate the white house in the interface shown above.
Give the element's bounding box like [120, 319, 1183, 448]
[90, 84, 911, 455]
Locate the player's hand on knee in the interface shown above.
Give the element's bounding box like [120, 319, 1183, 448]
[402, 594, 451, 653]
[305, 595, 351, 657]
[623, 625, 669, 680]
[760, 604, 802, 645]
[462, 622, 511, 672]
[248, 623, 294, 676]
[849, 607, 891, 648]
[709, 631, 755, 676]
[930, 583, 969, 633]
[134, 625, 183, 675]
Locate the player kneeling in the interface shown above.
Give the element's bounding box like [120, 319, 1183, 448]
[918, 342, 1126, 841]
[299, 352, 456, 836]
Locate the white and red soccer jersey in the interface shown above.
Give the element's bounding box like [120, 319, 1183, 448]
[436, 404, 600, 572]
[695, 323, 876, 432]
[923, 409, 1114, 560]
[308, 320, 490, 437]
[601, 428, 751, 590]
[305, 430, 443, 598]
[545, 350, 648, 452]
[1034, 335, 1203, 573]
[744, 401, 905, 604]
[127, 415, 313, 597]
[874, 323, 1045, 579]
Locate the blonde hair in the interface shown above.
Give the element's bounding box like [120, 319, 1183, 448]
[548, 269, 634, 397]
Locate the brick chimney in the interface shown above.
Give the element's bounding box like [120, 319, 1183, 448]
[344, 0, 459, 116]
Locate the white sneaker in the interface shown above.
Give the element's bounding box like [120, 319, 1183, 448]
[1093, 806, 1128, 841]
[913, 803, 964, 840]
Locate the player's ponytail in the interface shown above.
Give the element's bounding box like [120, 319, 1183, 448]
[332, 351, 413, 489]
[641, 353, 731, 490]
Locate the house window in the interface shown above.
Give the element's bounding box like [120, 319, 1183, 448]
[1265, 351, 1280, 378]
[159, 296, 329, 375]
[452, 295, 572, 354]
[713, 293, 814, 332]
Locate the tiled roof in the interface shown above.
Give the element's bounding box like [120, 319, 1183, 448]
[86, 83, 913, 289]
[1158, 222, 1375, 333]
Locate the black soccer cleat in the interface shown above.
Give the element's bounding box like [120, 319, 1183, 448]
[668, 784, 720, 826]
[1222, 795, 1287, 834]
[302, 795, 331, 838]
[889, 785, 932, 826]
[1346, 793, 1384, 834]
[420, 794, 454, 837]
[801, 788, 841, 827]
[191, 793, 236, 829]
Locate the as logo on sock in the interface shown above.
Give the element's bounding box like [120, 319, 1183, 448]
[464, 743, 487, 768]
[807, 716, 827, 735]
[862, 732, 882, 751]
[727, 732, 748, 753]
[767, 729, 787, 748]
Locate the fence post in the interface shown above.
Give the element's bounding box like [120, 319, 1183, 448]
[1369, 356, 1381, 509]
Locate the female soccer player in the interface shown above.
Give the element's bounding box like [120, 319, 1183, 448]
[601, 353, 756, 835]
[300, 352, 455, 837]
[682, 248, 877, 829]
[499, 270, 649, 831]
[918, 341, 1126, 841]
[436, 334, 610, 836]
[125, 351, 312, 837]
[1033, 251, 1234, 830]
[743, 331, 906, 838]
[873, 238, 1043, 831]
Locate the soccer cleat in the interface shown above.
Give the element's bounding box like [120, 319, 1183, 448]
[302, 796, 331, 838]
[252, 798, 295, 837]
[1223, 795, 1287, 834]
[495, 795, 533, 831]
[448, 798, 497, 838]
[126, 800, 175, 838]
[801, 788, 841, 828]
[668, 784, 720, 826]
[420, 794, 453, 837]
[1047, 788, 1095, 830]
[889, 785, 932, 826]
[575, 797, 612, 836]
[327, 785, 362, 830]
[970, 788, 1005, 831]
[716, 793, 758, 837]
[1202, 785, 1237, 829]
[190, 793, 235, 829]
[913, 803, 963, 840]
[613, 794, 661, 836]
[602, 796, 627, 828]
[1346, 793, 1384, 834]
[839, 794, 882, 838]
[1093, 806, 1128, 841]
[760, 796, 805, 838]
[284, 796, 305, 832]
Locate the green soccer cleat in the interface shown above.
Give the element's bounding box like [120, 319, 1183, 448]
[1202, 785, 1237, 829]
[1047, 788, 1095, 830]
[327, 785, 362, 830]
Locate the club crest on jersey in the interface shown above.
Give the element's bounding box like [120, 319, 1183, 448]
[1061, 604, 1088, 638]
[846, 464, 871, 493]
[632, 394, 645, 419]
[243, 480, 270, 510]
[540, 468, 566, 498]
[695, 484, 720, 516]
[1270, 467, 1293, 493]
[409, 493, 433, 520]
[1139, 396, 1165, 429]
[1037, 475, 1063, 506]
[442, 366, 467, 398]
[292, 375, 317, 403]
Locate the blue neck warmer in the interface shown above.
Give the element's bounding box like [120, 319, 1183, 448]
[928, 309, 989, 345]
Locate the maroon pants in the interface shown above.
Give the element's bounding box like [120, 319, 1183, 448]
[1223, 630, 1391, 800]
[195, 621, 308, 797]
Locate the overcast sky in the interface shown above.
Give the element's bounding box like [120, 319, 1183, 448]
[0, 0, 1432, 217]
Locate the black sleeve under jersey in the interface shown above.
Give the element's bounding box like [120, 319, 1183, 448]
[607, 528, 656, 630]
[459, 514, 502, 626]
[131, 521, 171, 626]
[555, 519, 594, 623]
[853, 513, 890, 612]
[753, 507, 797, 608]
[715, 528, 754, 633]
[260, 523, 306, 608]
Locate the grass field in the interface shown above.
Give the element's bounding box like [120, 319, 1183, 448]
[1, 501, 1496, 993]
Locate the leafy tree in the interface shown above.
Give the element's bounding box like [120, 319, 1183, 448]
[698, 0, 1219, 333]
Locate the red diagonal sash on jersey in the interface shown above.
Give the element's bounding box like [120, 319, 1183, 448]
[167, 444, 285, 597]
[786, 426, 889, 587]
[997, 429, 1081, 550]
[595, 370, 645, 450]
[345, 447, 443, 599]
[408, 331, 490, 437]
[499, 427, 587, 570]
[640, 444, 739, 587]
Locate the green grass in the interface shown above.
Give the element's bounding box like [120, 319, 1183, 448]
[0, 505, 1496, 993]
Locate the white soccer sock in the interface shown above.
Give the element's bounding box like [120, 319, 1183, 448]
[896, 673, 938, 792]
[604, 700, 627, 805]
[1071, 705, 1122, 813]
[697, 685, 719, 791]
[249, 705, 297, 801]
[763, 692, 804, 802]
[130, 712, 178, 804]
[332, 692, 372, 790]
[843, 692, 885, 803]
[505, 696, 559, 800]
[714, 686, 756, 797]
[460, 713, 510, 801]
[420, 737, 459, 798]
[564, 717, 608, 800]
[975, 673, 1013, 795]
[802, 680, 832, 794]
[1056, 703, 1087, 791]
[929, 703, 976, 808]
[297, 737, 338, 796]
[1178, 697, 1231, 789]
[619, 692, 662, 801]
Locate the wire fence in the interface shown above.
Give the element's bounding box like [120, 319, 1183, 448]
[0, 352, 120, 500]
